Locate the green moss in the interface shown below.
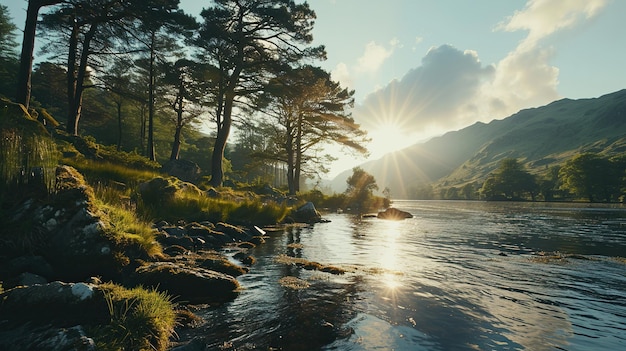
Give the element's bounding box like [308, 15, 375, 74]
[94, 283, 176, 351]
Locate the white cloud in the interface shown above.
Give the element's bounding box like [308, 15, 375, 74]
[353, 0, 610, 143]
[331, 62, 352, 89]
[355, 45, 494, 133]
[497, 0, 607, 50]
[356, 41, 393, 73]
[481, 0, 608, 118]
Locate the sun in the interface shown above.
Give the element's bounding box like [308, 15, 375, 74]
[368, 122, 415, 158]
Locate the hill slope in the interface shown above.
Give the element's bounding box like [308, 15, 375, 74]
[331, 89, 626, 198]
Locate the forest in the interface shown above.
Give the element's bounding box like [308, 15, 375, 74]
[0, 0, 369, 196]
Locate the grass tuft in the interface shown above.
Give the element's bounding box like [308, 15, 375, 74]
[94, 283, 176, 351]
[94, 185, 162, 259]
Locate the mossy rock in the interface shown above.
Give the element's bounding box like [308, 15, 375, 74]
[0, 282, 176, 351]
[0, 98, 48, 136]
[133, 262, 240, 303]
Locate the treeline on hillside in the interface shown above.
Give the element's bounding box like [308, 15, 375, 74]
[414, 154, 626, 202]
[0, 1, 368, 196]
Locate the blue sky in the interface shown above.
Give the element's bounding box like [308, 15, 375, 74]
[307, 0, 626, 175]
[5, 0, 625, 177]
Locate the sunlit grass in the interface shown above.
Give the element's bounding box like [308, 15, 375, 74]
[94, 185, 162, 259]
[138, 187, 290, 226]
[94, 283, 176, 351]
[62, 157, 160, 187]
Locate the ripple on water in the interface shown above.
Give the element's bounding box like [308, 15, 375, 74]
[181, 201, 626, 350]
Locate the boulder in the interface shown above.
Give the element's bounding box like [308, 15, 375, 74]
[0, 281, 105, 326]
[162, 159, 202, 183]
[377, 207, 413, 220]
[0, 325, 96, 351]
[16, 272, 48, 286]
[1, 255, 54, 281]
[138, 176, 204, 205]
[292, 202, 323, 223]
[133, 262, 240, 303]
[0, 166, 120, 281]
[138, 177, 179, 205]
[44, 166, 118, 280]
[214, 222, 252, 242]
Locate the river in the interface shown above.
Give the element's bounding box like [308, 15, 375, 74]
[179, 201, 626, 350]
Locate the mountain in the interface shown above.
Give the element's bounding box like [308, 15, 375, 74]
[331, 89, 626, 198]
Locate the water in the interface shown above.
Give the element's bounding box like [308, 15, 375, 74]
[180, 201, 626, 350]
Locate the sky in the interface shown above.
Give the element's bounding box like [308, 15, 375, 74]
[4, 0, 626, 178]
[306, 0, 626, 176]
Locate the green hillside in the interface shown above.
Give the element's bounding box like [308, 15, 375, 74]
[331, 89, 626, 198]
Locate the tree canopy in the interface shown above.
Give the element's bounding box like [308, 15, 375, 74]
[194, 0, 324, 187]
[480, 158, 537, 200]
[559, 153, 622, 202]
[258, 65, 368, 194]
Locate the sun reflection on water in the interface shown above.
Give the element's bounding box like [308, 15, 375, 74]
[377, 220, 405, 299]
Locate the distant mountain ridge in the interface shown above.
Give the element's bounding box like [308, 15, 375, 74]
[331, 89, 626, 198]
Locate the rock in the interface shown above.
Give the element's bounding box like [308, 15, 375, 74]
[233, 252, 256, 266]
[196, 254, 248, 277]
[0, 324, 96, 351]
[163, 225, 187, 237]
[160, 235, 195, 250]
[0, 281, 105, 326]
[162, 159, 202, 183]
[16, 272, 48, 286]
[186, 223, 212, 237]
[206, 230, 235, 245]
[1, 255, 54, 280]
[163, 245, 190, 256]
[138, 177, 179, 205]
[214, 222, 252, 242]
[292, 202, 323, 223]
[139, 176, 204, 205]
[377, 207, 413, 220]
[250, 236, 266, 245]
[133, 262, 240, 303]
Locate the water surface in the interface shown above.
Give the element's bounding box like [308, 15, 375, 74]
[181, 201, 626, 350]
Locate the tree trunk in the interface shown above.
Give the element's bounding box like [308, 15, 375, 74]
[15, 0, 60, 108]
[170, 80, 185, 160]
[146, 31, 156, 161]
[139, 103, 146, 151]
[15, 1, 39, 108]
[116, 99, 122, 151]
[68, 23, 97, 136]
[294, 114, 304, 193]
[286, 134, 295, 195]
[209, 92, 234, 187]
[66, 21, 78, 134]
[170, 125, 182, 160]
